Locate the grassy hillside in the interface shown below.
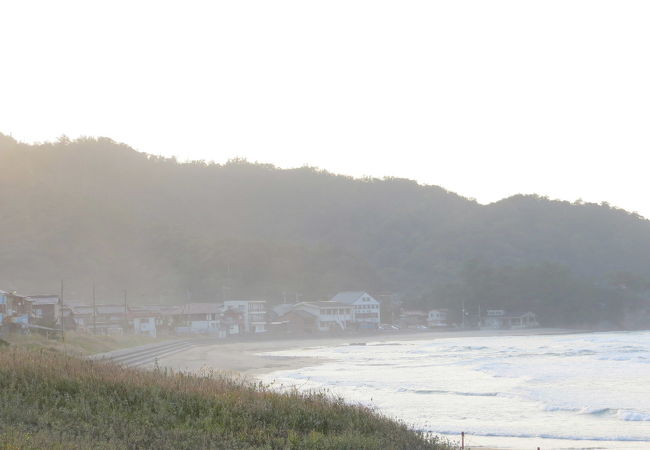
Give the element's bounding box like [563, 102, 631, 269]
[0, 348, 450, 449]
[1, 331, 170, 356]
[2, 133, 650, 327]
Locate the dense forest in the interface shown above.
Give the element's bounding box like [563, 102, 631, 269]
[1, 134, 649, 327]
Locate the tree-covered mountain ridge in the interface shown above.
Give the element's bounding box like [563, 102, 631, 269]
[1, 133, 649, 327]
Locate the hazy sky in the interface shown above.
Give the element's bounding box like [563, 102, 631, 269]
[2, 1, 649, 217]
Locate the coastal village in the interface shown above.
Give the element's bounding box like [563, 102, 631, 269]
[0, 288, 538, 339]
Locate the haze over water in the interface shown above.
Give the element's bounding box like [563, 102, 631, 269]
[262, 331, 650, 449]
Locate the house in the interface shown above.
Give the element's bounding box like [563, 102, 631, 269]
[69, 304, 128, 335]
[277, 309, 319, 334]
[399, 310, 428, 328]
[427, 309, 449, 328]
[270, 303, 294, 322]
[68, 304, 94, 331]
[174, 303, 224, 336]
[94, 304, 127, 335]
[330, 291, 381, 329]
[26, 295, 60, 325]
[0, 290, 8, 331]
[132, 304, 183, 334]
[223, 300, 267, 333]
[127, 306, 160, 337]
[0, 290, 33, 330]
[292, 301, 353, 331]
[132, 316, 156, 337]
[481, 309, 539, 329]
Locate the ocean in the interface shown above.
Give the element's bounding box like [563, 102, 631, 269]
[260, 331, 650, 449]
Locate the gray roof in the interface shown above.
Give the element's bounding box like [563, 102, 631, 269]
[272, 303, 294, 316]
[297, 301, 351, 309]
[96, 305, 128, 314]
[131, 305, 184, 316]
[330, 291, 370, 305]
[26, 295, 59, 305]
[181, 303, 222, 315]
[280, 309, 317, 321]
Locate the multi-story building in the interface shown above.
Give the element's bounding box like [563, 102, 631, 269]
[291, 301, 353, 331]
[330, 291, 380, 329]
[223, 300, 267, 333]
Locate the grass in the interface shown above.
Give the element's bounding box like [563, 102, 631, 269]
[1, 331, 174, 356]
[0, 347, 454, 449]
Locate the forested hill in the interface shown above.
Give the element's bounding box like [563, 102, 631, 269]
[2, 134, 650, 327]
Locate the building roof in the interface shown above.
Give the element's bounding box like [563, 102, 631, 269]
[129, 305, 183, 316]
[69, 304, 93, 315]
[224, 300, 266, 304]
[272, 303, 294, 317]
[26, 295, 59, 305]
[68, 305, 126, 315]
[297, 300, 351, 309]
[96, 305, 128, 314]
[0, 290, 31, 301]
[330, 291, 372, 305]
[401, 310, 428, 316]
[181, 303, 223, 315]
[485, 311, 536, 319]
[280, 309, 317, 321]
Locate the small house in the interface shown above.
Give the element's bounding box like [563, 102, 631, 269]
[278, 309, 319, 334]
[427, 309, 449, 328]
[174, 303, 223, 335]
[482, 310, 539, 329]
[399, 310, 428, 328]
[26, 295, 60, 325]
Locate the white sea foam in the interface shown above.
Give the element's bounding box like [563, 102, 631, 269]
[617, 410, 650, 422]
[262, 331, 650, 449]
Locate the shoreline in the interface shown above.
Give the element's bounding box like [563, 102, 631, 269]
[153, 328, 630, 450]
[155, 327, 589, 377]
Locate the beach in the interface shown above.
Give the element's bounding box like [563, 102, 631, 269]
[155, 328, 650, 450]
[155, 328, 581, 377]
[154, 328, 580, 450]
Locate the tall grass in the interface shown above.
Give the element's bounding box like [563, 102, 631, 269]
[0, 348, 453, 449]
[2, 331, 170, 356]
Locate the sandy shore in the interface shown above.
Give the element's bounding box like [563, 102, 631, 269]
[155, 328, 587, 450]
[156, 327, 585, 377]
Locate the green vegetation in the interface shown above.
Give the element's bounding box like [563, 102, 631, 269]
[1, 331, 171, 356]
[0, 348, 451, 449]
[1, 133, 650, 327]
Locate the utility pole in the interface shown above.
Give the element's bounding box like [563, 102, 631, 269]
[461, 298, 466, 329]
[60, 280, 65, 347]
[123, 290, 128, 333]
[92, 282, 97, 334]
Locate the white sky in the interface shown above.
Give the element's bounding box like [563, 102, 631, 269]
[1, 1, 649, 217]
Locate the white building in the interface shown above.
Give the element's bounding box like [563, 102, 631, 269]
[223, 300, 267, 333]
[330, 291, 380, 329]
[132, 316, 157, 337]
[175, 303, 222, 335]
[482, 309, 538, 330]
[427, 309, 449, 328]
[292, 301, 353, 331]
